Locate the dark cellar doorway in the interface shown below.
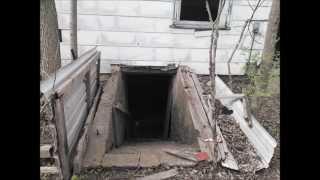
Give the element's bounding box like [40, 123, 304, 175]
[124, 73, 174, 141]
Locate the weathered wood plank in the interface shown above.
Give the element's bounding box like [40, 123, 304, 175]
[73, 85, 102, 173]
[112, 71, 128, 147]
[40, 145, 53, 158]
[84, 71, 93, 109]
[40, 166, 59, 175]
[189, 72, 239, 170]
[163, 77, 174, 139]
[216, 124, 239, 170]
[83, 66, 121, 167]
[163, 149, 198, 162]
[53, 96, 71, 180]
[170, 68, 200, 145]
[181, 67, 216, 161]
[67, 100, 88, 151]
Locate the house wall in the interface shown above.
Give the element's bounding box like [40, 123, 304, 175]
[55, 0, 272, 75]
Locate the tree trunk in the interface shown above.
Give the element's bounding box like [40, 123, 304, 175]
[259, 0, 280, 91]
[249, 0, 279, 113]
[71, 0, 78, 60]
[40, 0, 61, 81]
[206, 0, 225, 165]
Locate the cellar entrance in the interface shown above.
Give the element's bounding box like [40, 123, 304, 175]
[82, 65, 215, 168]
[125, 73, 173, 140]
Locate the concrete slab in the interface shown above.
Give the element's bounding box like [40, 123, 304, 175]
[101, 141, 198, 168]
[139, 152, 161, 167]
[160, 152, 196, 167]
[102, 153, 140, 168]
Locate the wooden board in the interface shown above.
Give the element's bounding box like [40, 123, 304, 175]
[170, 66, 216, 161]
[82, 66, 121, 167]
[73, 86, 102, 173]
[53, 97, 71, 180]
[40, 166, 59, 175]
[112, 73, 128, 147]
[170, 68, 200, 145]
[40, 145, 53, 158]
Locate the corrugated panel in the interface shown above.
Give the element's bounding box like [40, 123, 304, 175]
[40, 48, 97, 98]
[41, 48, 100, 156]
[67, 100, 88, 149]
[65, 83, 87, 131]
[216, 76, 277, 169]
[64, 83, 86, 123]
[60, 73, 86, 103]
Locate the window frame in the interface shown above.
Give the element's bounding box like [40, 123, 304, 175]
[171, 0, 233, 30]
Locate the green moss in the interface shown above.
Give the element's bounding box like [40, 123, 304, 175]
[71, 175, 79, 180]
[243, 50, 280, 98]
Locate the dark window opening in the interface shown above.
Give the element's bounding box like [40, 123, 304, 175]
[180, 0, 219, 22]
[125, 74, 173, 140]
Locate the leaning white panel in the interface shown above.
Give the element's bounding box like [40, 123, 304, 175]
[215, 76, 277, 169]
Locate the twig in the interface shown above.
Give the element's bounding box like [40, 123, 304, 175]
[246, 27, 256, 73]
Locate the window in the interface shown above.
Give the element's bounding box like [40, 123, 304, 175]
[172, 0, 232, 30]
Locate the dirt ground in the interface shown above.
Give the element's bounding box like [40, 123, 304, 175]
[77, 75, 280, 180]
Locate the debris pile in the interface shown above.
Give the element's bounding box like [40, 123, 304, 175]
[217, 114, 261, 172]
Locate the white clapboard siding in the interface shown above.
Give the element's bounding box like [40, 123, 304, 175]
[56, 1, 173, 18]
[233, 0, 273, 7]
[220, 20, 268, 35]
[60, 44, 259, 63]
[55, 0, 271, 75]
[55, 0, 172, 1]
[57, 14, 267, 37]
[60, 30, 264, 50]
[231, 5, 271, 21]
[61, 30, 210, 48]
[59, 14, 176, 33]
